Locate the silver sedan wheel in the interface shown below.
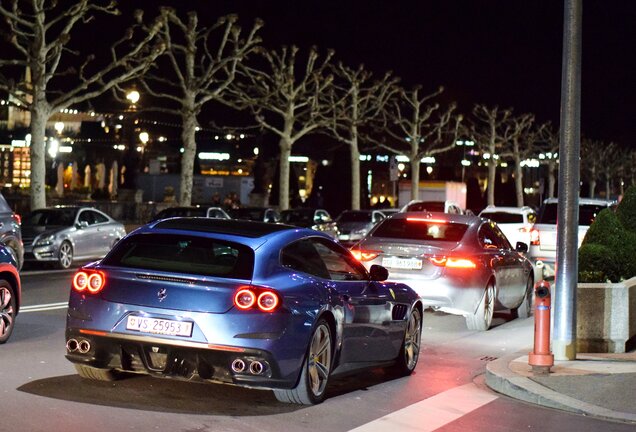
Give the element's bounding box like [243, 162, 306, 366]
[0, 284, 15, 343]
[308, 323, 332, 397]
[466, 281, 496, 331]
[58, 242, 73, 269]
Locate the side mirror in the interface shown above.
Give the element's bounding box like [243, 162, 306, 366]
[369, 264, 389, 281]
[516, 241, 529, 253]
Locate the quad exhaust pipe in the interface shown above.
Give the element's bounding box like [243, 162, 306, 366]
[66, 338, 91, 354]
[231, 358, 266, 375]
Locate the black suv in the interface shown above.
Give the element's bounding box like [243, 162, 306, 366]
[0, 192, 23, 270]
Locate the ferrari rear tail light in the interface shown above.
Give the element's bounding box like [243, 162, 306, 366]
[350, 249, 381, 261]
[530, 228, 540, 245]
[12, 213, 21, 225]
[429, 256, 477, 269]
[73, 270, 106, 294]
[234, 286, 280, 312]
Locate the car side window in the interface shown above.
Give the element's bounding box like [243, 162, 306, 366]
[478, 224, 504, 249]
[92, 211, 109, 224]
[78, 210, 96, 225]
[280, 239, 330, 279]
[372, 212, 385, 224]
[312, 239, 367, 281]
[491, 223, 513, 249]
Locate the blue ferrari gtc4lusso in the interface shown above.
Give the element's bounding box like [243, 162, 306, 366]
[65, 218, 423, 404]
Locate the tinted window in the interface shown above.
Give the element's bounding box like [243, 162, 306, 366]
[281, 210, 314, 224]
[372, 218, 468, 242]
[538, 203, 610, 226]
[481, 212, 524, 224]
[406, 201, 445, 212]
[102, 233, 254, 279]
[479, 223, 512, 249]
[313, 240, 367, 281]
[25, 209, 77, 226]
[337, 211, 372, 223]
[229, 208, 266, 221]
[280, 239, 330, 279]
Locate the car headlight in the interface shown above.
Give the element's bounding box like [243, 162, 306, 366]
[35, 234, 56, 247]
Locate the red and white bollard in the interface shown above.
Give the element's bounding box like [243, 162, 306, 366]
[528, 280, 554, 375]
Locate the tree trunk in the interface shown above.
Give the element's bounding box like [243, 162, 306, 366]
[487, 158, 496, 206]
[410, 159, 420, 201]
[605, 170, 611, 199]
[350, 142, 361, 210]
[588, 164, 596, 198]
[514, 157, 524, 206]
[179, 110, 198, 206]
[279, 139, 292, 211]
[29, 103, 50, 210]
[548, 161, 556, 198]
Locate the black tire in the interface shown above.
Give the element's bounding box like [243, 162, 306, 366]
[74, 364, 118, 381]
[391, 307, 422, 376]
[0, 280, 16, 344]
[465, 280, 496, 331]
[513, 277, 534, 319]
[57, 241, 73, 269]
[273, 319, 332, 405]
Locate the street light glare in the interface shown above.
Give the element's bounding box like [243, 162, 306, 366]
[126, 90, 140, 104]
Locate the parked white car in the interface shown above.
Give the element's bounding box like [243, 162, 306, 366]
[528, 198, 616, 278]
[479, 206, 536, 248]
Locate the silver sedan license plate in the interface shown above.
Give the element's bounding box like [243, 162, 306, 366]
[382, 256, 423, 270]
[126, 316, 193, 337]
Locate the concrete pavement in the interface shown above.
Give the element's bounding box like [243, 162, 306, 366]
[486, 348, 636, 423]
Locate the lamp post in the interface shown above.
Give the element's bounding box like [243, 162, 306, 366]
[456, 139, 475, 182]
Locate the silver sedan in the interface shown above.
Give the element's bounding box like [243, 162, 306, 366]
[350, 211, 534, 331]
[22, 206, 127, 269]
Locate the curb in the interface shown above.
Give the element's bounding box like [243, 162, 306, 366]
[485, 353, 636, 424]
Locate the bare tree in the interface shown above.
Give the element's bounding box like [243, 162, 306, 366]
[0, 0, 164, 210]
[599, 142, 622, 200]
[536, 123, 560, 199]
[376, 86, 461, 202]
[324, 63, 398, 210]
[498, 113, 543, 206]
[581, 138, 605, 198]
[137, 9, 262, 206]
[231, 45, 334, 210]
[468, 105, 514, 206]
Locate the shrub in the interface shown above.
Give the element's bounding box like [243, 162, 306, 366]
[578, 192, 636, 282]
[616, 185, 636, 233]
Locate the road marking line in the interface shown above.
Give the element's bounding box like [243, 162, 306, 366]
[21, 302, 69, 312]
[348, 383, 498, 432]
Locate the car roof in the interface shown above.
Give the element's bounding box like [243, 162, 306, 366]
[148, 218, 292, 238]
[542, 197, 616, 205]
[480, 206, 535, 214]
[392, 211, 478, 224]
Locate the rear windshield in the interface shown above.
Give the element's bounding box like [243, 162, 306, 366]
[229, 208, 264, 220]
[406, 201, 445, 212]
[157, 208, 206, 219]
[102, 233, 254, 279]
[371, 218, 468, 242]
[337, 211, 371, 222]
[281, 210, 313, 224]
[481, 212, 524, 224]
[538, 203, 610, 226]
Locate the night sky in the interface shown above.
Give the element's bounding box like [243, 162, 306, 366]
[112, 1, 635, 148]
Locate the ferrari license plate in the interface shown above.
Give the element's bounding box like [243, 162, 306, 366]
[126, 316, 193, 337]
[382, 256, 423, 270]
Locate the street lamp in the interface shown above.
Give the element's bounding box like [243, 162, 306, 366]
[126, 90, 140, 108]
[54, 121, 64, 135]
[456, 139, 475, 182]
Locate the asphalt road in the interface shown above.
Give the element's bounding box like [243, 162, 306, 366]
[1, 268, 634, 432]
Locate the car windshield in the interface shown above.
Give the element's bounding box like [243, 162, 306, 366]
[481, 212, 524, 224]
[229, 208, 265, 221]
[538, 203, 609, 226]
[281, 210, 313, 224]
[372, 218, 468, 242]
[24, 209, 77, 226]
[337, 211, 371, 223]
[102, 233, 254, 279]
[406, 201, 445, 212]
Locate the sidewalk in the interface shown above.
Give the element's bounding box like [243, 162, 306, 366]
[486, 349, 636, 423]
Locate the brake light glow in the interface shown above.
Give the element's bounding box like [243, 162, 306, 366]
[407, 217, 448, 224]
[530, 228, 540, 245]
[73, 270, 106, 293]
[12, 213, 21, 225]
[351, 250, 381, 261]
[429, 256, 477, 269]
[234, 286, 281, 312]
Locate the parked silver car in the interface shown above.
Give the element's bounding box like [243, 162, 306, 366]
[350, 211, 534, 331]
[335, 210, 386, 247]
[22, 206, 126, 269]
